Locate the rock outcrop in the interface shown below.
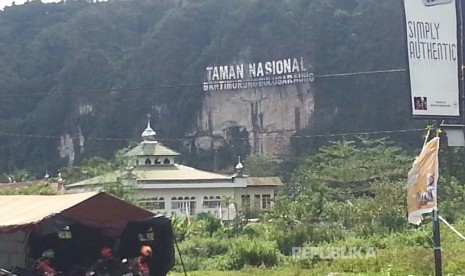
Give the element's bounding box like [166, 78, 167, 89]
[187, 82, 315, 157]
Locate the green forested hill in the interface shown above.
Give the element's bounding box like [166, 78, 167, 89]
[0, 0, 417, 176]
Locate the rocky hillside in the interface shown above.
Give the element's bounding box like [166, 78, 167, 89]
[0, 0, 416, 176]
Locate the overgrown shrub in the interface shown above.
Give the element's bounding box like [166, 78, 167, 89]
[219, 237, 281, 270]
[271, 225, 310, 255]
[178, 236, 229, 258]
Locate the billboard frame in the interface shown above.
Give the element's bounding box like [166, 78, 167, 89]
[403, 0, 464, 120]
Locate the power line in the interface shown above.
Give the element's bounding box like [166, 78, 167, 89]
[0, 68, 407, 98]
[0, 127, 424, 142]
[314, 68, 406, 78]
[289, 128, 423, 139]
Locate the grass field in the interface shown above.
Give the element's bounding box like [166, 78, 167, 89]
[168, 269, 387, 276]
[169, 270, 315, 276]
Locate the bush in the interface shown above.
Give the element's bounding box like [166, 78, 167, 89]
[173, 236, 230, 272]
[220, 237, 282, 270]
[270, 223, 311, 255]
[242, 223, 269, 238]
[178, 236, 229, 258]
[195, 212, 225, 237]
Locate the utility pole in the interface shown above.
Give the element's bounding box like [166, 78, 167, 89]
[433, 209, 442, 276]
[457, 0, 465, 144]
[434, 1, 465, 275]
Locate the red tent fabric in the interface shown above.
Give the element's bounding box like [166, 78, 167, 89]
[0, 191, 154, 236]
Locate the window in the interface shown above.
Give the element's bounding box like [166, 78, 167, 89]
[189, 197, 196, 216]
[138, 227, 155, 241]
[139, 197, 165, 210]
[57, 226, 72, 239]
[254, 195, 261, 209]
[203, 196, 221, 208]
[182, 196, 190, 214]
[145, 158, 151, 165]
[163, 157, 170, 164]
[262, 194, 271, 210]
[241, 195, 250, 206]
[171, 196, 196, 216]
[171, 197, 183, 209]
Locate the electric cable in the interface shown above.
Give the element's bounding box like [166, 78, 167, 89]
[0, 127, 425, 142]
[0, 68, 407, 98]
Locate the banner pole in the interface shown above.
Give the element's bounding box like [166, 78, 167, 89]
[433, 209, 443, 276]
[433, 125, 442, 276]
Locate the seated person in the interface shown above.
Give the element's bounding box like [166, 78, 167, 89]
[35, 249, 59, 276]
[132, 245, 152, 276]
[89, 247, 120, 276]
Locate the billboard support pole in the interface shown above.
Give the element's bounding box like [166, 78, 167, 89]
[457, 0, 465, 126]
[432, 125, 442, 276]
[433, 209, 443, 276]
[442, 0, 465, 145]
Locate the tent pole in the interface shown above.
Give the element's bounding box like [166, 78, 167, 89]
[174, 234, 187, 276]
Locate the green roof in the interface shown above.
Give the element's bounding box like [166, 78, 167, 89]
[66, 171, 122, 187]
[246, 177, 283, 186]
[133, 165, 231, 181]
[126, 141, 180, 157]
[66, 164, 232, 188]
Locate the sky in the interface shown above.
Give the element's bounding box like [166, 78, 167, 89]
[0, 0, 58, 10]
[1, 0, 26, 9]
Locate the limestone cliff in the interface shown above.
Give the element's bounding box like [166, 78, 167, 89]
[187, 83, 315, 158]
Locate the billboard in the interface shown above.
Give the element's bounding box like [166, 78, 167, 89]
[203, 57, 314, 92]
[404, 0, 460, 118]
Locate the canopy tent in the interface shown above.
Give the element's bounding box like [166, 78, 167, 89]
[0, 192, 175, 276]
[0, 191, 154, 236]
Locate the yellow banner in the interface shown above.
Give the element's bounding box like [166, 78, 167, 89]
[407, 137, 439, 225]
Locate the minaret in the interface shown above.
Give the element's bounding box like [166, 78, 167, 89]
[141, 114, 157, 142]
[126, 114, 180, 168]
[235, 156, 244, 177]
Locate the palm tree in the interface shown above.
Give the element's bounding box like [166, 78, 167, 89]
[10, 169, 31, 182]
[220, 196, 235, 221]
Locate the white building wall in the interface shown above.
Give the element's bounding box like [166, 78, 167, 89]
[234, 186, 277, 210]
[135, 187, 237, 220]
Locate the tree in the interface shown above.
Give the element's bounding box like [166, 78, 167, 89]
[9, 169, 32, 183]
[0, 0, 422, 181]
[274, 137, 413, 237]
[197, 212, 224, 237]
[243, 155, 278, 177]
[220, 196, 235, 221]
[102, 180, 135, 203]
[59, 156, 114, 184]
[0, 182, 57, 195]
[285, 137, 412, 199]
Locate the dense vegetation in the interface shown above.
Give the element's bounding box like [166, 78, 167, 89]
[168, 137, 465, 275]
[2, 1, 462, 273]
[2, 133, 465, 274]
[0, 0, 422, 177]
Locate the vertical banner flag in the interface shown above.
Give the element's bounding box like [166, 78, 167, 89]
[407, 137, 440, 225]
[403, 0, 460, 118]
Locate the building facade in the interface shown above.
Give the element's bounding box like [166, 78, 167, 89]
[66, 120, 282, 220]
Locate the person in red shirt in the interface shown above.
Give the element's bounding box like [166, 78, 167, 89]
[35, 249, 58, 276]
[89, 246, 120, 276]
[132, 245, 152, 276]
